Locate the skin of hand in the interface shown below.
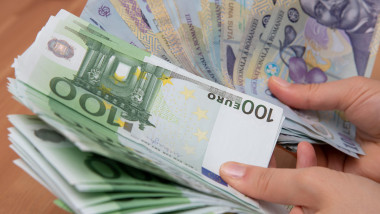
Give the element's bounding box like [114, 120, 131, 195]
[220, 158, 380, 213]
[268, 76, 380, 182]
[220, 76, 380, 213]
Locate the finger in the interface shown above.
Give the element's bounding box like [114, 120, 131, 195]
[268, 76, 367, 111]
[296, 142, 317, 168]
[219, 162, 323, 205]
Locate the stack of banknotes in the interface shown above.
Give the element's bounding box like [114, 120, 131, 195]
[9, 114, 282, 213]
[7, 0, 380, 213]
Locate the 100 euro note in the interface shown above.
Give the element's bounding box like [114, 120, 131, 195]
[11, 9, 285, 212]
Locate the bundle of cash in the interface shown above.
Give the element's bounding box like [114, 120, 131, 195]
[8, 0, 380, 213]
[8, 114, 266, 213]
[8, 9, 286, 213]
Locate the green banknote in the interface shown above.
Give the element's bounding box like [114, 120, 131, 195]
[9, 114, 181, 191]
[11, 152, 204, 214]
[9, 127, 180, 213]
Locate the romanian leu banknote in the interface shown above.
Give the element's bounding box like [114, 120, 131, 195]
[94, 0, 179, 65]
[219, 0, 254, 89]
[134, 0, 200, 73]
[199, 0, 223, 83]
[142, 0, 223, 84]
[163, 0, 225, 85]
[12, 10, 284, 212]
[232, 0, 277, 92]
[245, 0, 380, 89]
[80, 0, 146, 50]
[112, 0, 199, 76]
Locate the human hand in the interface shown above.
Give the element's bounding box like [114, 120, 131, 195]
[220, 76, 380, 213]
[268, 76, 380, 183]
[220, 156, 380, 213]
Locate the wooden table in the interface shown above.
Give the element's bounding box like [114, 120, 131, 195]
[0, 1, 86, 213]
[0, 1, 379, 213]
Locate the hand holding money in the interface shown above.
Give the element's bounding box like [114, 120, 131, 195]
[220, 76, 380, 212]
[268, 76, 380, 183]
[220, 159, 380, 213]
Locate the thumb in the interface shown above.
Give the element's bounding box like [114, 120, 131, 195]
[296, 142, 317, 169]
[219, 162, 326, 206]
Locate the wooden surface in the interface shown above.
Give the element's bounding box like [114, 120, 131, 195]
[0, 1, 380, 213]
[0, 1, 86, 213]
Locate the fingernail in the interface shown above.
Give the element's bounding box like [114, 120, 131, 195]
[221, 163, 246, 178]
[272, 76, 290, 87]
